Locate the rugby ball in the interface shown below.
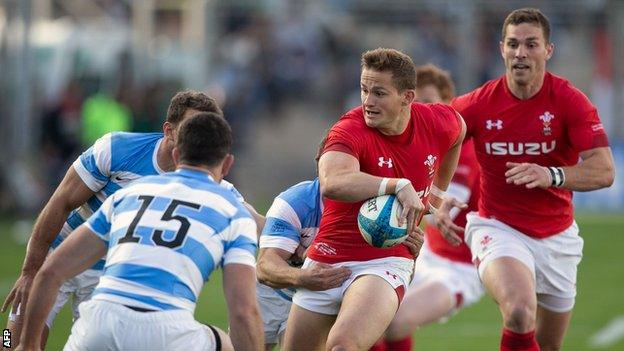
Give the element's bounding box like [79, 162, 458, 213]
[358, 194, 408, 248]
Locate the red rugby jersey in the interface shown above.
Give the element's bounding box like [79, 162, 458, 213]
[308, 103, 462, 263]
[425, 140, 479, 263]
[451, 72, 609, 238]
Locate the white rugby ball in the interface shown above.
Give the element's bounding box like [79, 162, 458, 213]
[358, 194, 408, 248]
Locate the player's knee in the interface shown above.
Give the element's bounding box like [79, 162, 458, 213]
[501, 301, 536, 332]
[385, 318, 410, 341]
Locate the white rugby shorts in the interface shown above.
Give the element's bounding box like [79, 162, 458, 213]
[411, 243, 484, 317]
[9, 268, 102, 327]
[49, 268, 102, 327]
[292, 256, 414, 316]
[465, 213, 583, 312]
[64, 300, 220, 351]
[256, 282, 292, 344]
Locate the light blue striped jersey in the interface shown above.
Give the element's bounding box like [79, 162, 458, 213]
[259, 178, 322, 300]
[85, 168, 257, 313]
[53, 132, 244, 271]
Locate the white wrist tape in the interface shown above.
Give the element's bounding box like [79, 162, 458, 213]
[378, 177, 390, 196]
[428, 203, 439, 215]
[395, 178, 411, 193]
[430, 185, 445, 198]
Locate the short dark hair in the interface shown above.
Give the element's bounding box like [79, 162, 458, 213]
[361, 48, 417, 91]
[166, 90, 222, 125]
[176, 112, 232, 167]
[416, 64, 455, 102]
[502, 8, 551, 43]
[315, 134, 328, 163]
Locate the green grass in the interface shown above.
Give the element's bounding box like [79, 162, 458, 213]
[1, 214, 623, 350]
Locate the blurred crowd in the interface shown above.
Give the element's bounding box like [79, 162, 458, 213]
[0, 0, 621, 212]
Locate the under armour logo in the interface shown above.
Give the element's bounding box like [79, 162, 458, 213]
[486, 119, 503, 130]
[378, 157, 393, 168]
[385, 271, 397, 280]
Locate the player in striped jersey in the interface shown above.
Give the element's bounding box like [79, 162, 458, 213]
[256, 178, 350, 350]
[2, 91, 259, 350]
[16, 112, 263, 351]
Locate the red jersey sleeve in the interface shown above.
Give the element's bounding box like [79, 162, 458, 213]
[429, 103, 462, 153]
[322, 114, 363, 158]
[563, 86, 610, 151]
[451, 91, 479, 139]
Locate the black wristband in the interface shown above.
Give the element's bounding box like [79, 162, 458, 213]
[548, 167, 557, 186]
[549, 166, 565, 187]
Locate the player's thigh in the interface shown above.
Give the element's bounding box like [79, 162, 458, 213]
[387, 281, 453, 340]
[482, 256, 537, 310]
[281, 304, 335, 351]
[534, 223, 582, 308]
[328, 275, 399, 351]
[482, 257, 538, 332]
[535, 305, 573, 351]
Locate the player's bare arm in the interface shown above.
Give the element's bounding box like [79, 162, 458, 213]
[223, 263, 264, 351]
[243, 202, 266, 238]
[257, 248, 350, 291]
[432, 116, 468, 246]
[2, 166, 95, 315]
[17, 225, 106, 351]
[505, 146, 615, 191]
[319, 150, 425, 242]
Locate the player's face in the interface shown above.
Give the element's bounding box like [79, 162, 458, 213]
[360, 69, 409, 132]
[500, 23, 553, 87]
[416, 85, 443, 103]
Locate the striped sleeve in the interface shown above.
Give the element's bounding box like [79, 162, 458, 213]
[259, 197, 302, 253]
[85, 194, 114, 244]
[73, 133, 113, 191]
[222, 210, 257, 267]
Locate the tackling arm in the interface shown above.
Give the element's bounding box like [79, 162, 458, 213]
[256, 248, 350, 291]
[17, 226, 106, 350]
[2, 167, 95, 313]
[222, 263, 264, 351]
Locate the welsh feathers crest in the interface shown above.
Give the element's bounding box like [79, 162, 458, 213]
[424, 154, 437, 177]
[539, 111, 555, 135]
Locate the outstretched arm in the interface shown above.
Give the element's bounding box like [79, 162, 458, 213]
[3, 167, 94, 314]
[17, 225, 106, 350]
[223, 263, 264, 351]
[257, 248, 350, 291]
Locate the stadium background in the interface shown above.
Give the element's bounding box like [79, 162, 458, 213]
[0, 0, 622, 349]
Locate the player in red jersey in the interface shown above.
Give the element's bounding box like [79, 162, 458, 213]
[282, 48, 467, 351]
[451, 8, 615, 351]
[378, 64, 484, 351]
